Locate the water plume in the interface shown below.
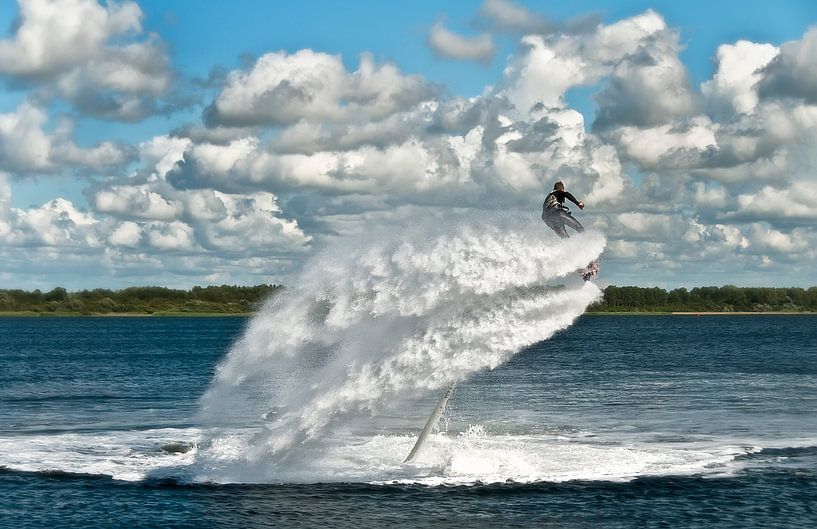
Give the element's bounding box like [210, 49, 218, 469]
[196, 210, 605, 477]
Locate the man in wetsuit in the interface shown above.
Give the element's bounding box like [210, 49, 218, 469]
[542, 181, 585, 238]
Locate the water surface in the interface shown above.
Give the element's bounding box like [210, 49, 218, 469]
[1, 315, 815, 528]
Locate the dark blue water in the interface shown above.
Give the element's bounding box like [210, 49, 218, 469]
[1, 315, 816, 528]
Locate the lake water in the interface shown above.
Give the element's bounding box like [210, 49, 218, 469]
[1, 315, 816, 528]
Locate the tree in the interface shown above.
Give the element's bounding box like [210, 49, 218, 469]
[45, 287, 68, 302]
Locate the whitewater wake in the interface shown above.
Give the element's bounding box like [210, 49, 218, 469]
[194, 211, 606, 481]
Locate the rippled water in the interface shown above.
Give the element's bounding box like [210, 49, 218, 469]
[1, 315, 816, 528]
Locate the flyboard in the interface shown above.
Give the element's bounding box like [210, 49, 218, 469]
[579, 259, 600, 281]
[404, 382, 456, 463]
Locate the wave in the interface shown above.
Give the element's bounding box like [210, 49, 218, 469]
[3, 426, 817, 485]
[0, 428, 200, 482]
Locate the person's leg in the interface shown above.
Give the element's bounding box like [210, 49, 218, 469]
[560, 210, 585, 234]
[544, 212, 569, 238]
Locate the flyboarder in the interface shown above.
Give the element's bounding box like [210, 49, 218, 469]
[542, 181, 585, 238]
[542, 181, 599, 281]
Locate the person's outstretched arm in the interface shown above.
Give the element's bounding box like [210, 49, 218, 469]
[563, 191, 584, 209]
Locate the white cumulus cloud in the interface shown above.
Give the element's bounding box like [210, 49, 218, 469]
[702, 40, 779, 116]
[0, 102, 133, 175]
[0, 0, 176, 121]
[205, 51, 438, 127]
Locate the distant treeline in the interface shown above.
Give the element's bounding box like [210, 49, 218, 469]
[589, 285, 817, 313]
[0, 284, 283, 315]
[2, 284, 816, 315]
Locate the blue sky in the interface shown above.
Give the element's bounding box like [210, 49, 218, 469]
[1, 0, 816, 289]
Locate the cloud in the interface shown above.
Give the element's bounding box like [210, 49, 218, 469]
[0, 183, 310, 289]
[171, 100, 629, 211]
[0, 102, 52, 173]
[593, 27, 697, 130]
[499, 35, 588, 112]
[116, 14, 817, 286]
[83, 135, 313, 257]
[733, 182, 817, 223]
[171, 123, 261, 145]
[91, 179, 314, 254]
[0, 101, 134, 175]
[0, 0, 141, 77]
[479, 0, 601, 36]
[604, 117, 717, 169]
[108, 220, 142, 247]
[264, 97, 508, 155]
[94, 184, 182, 221]
[0, 180, 99, 248]
[174, 14, 700, 214]
[479, 0, 554, 34]
[145, 220, 194, 251]
[6, 7, 817, 288]
[54, 36, 177, 121]
[180, 12, 708, 217]
[701, 40, 779, 116]
[204, 51, 438, 127]
[758, 27, 817, 103]
[169, 136, 469, 197]
[498, 10, 669, 116]
[576, 15, 817, 260]
[0, 0, 176, 121]
[185, 190, 312, 252]
[427, 22, 495, 62]
[745, 223, 809, 253]
[2, 171, 310, 286]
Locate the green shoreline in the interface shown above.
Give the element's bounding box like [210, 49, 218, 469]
[585, 311, 817, 316]
[3, 310, 815, 317]
[0, 311, 252, 317]
[4, 285, 816, 316]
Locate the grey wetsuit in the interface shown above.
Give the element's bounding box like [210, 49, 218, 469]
[542, 190, 585, 238]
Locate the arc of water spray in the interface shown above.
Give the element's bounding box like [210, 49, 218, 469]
[404, 382, 457, 463]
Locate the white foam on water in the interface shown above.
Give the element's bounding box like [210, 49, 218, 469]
[4, 427, 815, 485]
[189, 425, 758, 485]
[0, 428, 201, 481]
